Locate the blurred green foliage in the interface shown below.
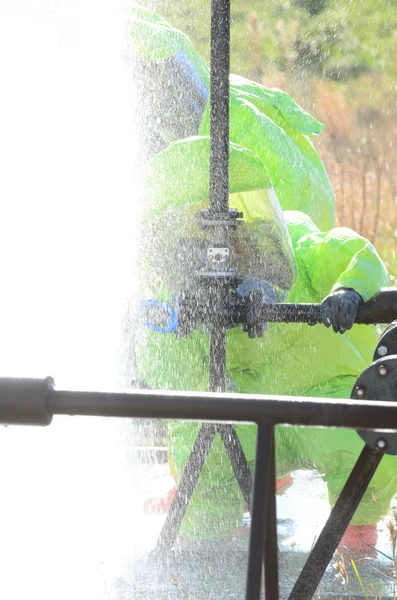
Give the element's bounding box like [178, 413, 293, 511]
[143, 0, 396, 82]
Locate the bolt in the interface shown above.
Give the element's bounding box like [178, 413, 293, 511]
[355, 386, 366, 398]
[376, 438, 387, 450]
[378, 345, 388, 357]
[378, 364, 389, 377]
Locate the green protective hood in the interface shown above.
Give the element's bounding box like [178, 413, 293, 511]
[199, 76, 336, 230]
[140, 136, 297, 295]
[127, 5, 209, 87]
[141, 136, 271, 219]
[130, 7, 336, 228]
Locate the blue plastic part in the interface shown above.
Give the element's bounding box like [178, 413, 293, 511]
[169, 48, 208, 117]
[137, 300, 178, 334]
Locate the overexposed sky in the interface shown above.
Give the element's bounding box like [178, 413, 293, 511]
[0, 0, 140, 388]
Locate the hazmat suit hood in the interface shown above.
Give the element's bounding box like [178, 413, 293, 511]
[127, 6, 210, 158]
[127, 6, 336, 230]
[139, 135, 297, 300]
[283, 210, 321, 245]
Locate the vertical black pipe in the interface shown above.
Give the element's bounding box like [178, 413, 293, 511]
[210, 0, 230, 215]
[209, 0, 231, 389]
[154, 0, 234, 552]
[246, 423, 274, 600]
[162, 0, 235, 535]
[264, 434, 279, 600]
[210, 328, 227, 392]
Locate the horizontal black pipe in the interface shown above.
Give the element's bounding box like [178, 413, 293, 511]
[48, 386, 397, 430]
[178, 288, 397, 331]
[2, 377, 397, 429]
[253, 288, 397, 324]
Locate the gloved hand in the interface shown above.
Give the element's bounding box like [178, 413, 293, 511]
[237, 277, 285, 338]
[321, 288, 363, 334]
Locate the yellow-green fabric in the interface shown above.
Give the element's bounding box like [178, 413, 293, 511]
[132, 7, 397, 536]
[140, 141, 297, 298]
[128, 6, 335, 230]
[127, 5, 209, 86]
[199, 78, 335, 230]
[137, 211, 395, 533]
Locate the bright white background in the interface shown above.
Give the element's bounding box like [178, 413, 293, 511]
[0, 0, 140, 389]
[0, 3, 146, 598]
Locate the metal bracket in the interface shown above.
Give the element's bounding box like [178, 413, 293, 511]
[207, 246, 229, 264]
[352, 354, 397, 453]
[374, 319, 397, 360]
[199, 208, 244, 231]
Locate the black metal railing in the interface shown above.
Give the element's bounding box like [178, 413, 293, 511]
[1, 377, 397, 598]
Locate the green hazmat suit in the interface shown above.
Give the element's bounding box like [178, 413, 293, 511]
[130, 7, 397, 538]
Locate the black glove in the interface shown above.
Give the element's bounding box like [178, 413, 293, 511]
[321, 288, 363, 334]
[237, 277, 282, 338]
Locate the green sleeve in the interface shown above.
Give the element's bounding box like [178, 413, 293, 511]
[294, 225, 390, 302]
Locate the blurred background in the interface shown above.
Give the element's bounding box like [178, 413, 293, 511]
[144, 0, 397, 276]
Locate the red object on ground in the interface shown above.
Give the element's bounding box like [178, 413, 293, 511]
[339, 523, 378, 556]
[276, 473, 293, 493]
[143, 481, 177, 514]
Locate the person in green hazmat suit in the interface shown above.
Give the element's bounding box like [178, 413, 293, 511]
[129, 6, 397, 551]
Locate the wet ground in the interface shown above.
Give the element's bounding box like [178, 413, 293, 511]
[104, 465, 397, 599]
[1, 419, 396, 600]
